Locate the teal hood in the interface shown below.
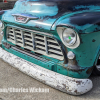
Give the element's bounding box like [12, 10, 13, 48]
[2, 0, 100, 33]
[2, 0, 61, 30]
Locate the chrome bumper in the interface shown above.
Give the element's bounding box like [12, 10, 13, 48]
[0, 47, 93, 95]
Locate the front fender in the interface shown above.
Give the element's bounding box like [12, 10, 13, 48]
[51, 11, 100, 34]
[0, 10, 11, 20]
[0, 10, 4, 20]
[54, 11, 100, 68]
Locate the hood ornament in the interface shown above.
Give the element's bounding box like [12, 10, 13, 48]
[12, 14, 39, 23]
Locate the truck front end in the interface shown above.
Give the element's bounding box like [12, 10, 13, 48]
[0, 0, 96, 95]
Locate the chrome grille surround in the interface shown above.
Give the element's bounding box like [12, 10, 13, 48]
[6, 26, 64, 60]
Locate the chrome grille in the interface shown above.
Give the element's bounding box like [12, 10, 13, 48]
[7, 26, 64, 60]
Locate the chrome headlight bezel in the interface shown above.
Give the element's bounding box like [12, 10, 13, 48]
[0, 21, 3, 28]
[0, 20, 4, 29]
[57, 27, 80, 49]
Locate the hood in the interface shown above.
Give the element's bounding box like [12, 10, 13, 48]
[2, 0, 100, 30]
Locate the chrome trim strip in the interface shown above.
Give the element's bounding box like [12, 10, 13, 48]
[12, 14, 39, 19]
[44, 36, 48, 54]
[31, 33, 35, 50]
[12, 14, 39, 23]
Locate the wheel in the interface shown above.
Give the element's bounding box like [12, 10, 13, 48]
[93, 58, 100, 75]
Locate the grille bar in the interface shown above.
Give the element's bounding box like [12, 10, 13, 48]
[7, 26, 64, 60]
[31, 33, 35, 50]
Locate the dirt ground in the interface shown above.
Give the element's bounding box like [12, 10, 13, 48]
[0, 30, 100, 100]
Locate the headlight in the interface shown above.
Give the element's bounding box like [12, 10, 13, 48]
[0, 21, 3, 28]
[0, 21, 4, 36]
[63, 28, 77, 46]
[57, 27, 80, 49]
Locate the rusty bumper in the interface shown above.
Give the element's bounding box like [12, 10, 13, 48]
[0, 47, 93, 95]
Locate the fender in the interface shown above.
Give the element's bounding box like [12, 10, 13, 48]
[53, 11, 100, 68]
[0, 10, 4, 19]
[52, 11, 100, 34]
[0, 10, 11, 20]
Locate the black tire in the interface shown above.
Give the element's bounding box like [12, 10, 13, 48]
[92, 58, 100, 76]
[92, 66, 100, 75]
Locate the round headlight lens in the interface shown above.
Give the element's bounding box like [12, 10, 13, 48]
[0, 21, 3, 28]
[63, 28, 77, 46]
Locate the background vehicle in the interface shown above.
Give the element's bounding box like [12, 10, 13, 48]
[0, 0, 16, 10]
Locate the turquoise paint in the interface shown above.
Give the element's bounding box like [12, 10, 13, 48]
[52, 10, 100, 33]
[67, 31, 100, 67]
[2, 0, 58, 30]
[1, 42, 90, 79]
[1, 0, 100, 78]
[74, 5, 100, 10]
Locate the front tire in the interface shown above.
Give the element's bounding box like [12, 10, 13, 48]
[93, 58, 100, 75]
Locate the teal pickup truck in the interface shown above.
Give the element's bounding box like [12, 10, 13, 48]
[1, 0, 100, 95]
